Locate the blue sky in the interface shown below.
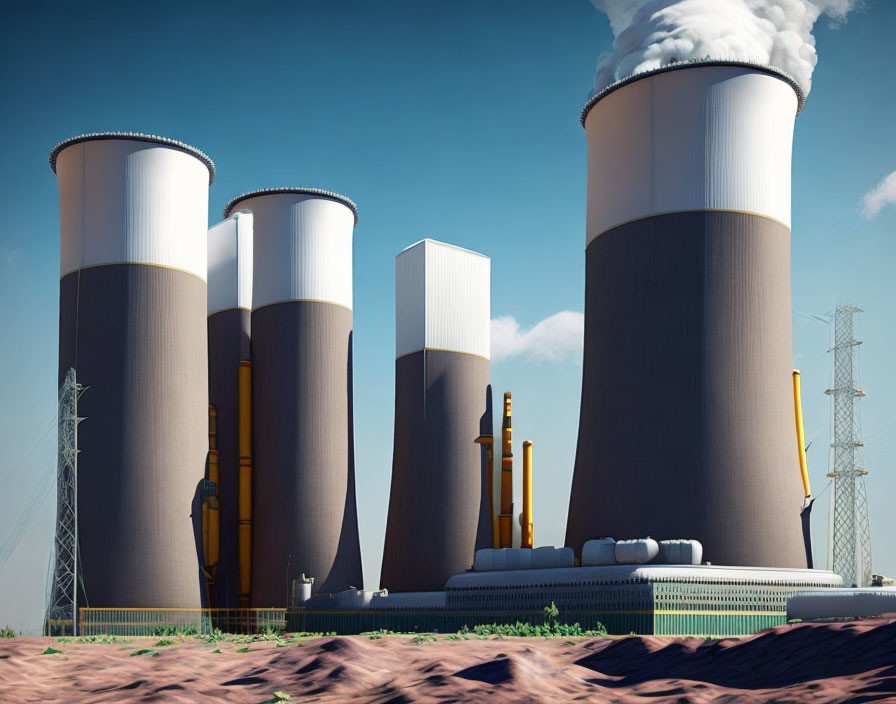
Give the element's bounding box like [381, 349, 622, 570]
[0, 0, 893, 633]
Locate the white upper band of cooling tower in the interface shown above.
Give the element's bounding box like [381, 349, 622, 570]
[207, 211, 253, 315]
[584, 64, 797, 245]
[54, 135, 212, 280]
[395, 238, 491, 360]
[226, 190, 356, 312]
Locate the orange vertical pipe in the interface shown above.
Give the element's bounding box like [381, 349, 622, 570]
[238, 361, 253, 608]
[499, 392, 513, 549]
[521, 440, 533, 549]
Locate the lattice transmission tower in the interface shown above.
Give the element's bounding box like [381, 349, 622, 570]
[825, 304, 872, 587]
[44, 368, 86, 635]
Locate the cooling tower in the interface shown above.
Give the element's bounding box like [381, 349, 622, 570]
[207, 210, 253, 607]
[566, 62, 809, 568]
[223, 188, 362, 604]
[51, 132, 214, 607]
[380, 239, 492, 592]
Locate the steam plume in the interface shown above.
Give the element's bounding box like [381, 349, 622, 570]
[589, 0, 857, 97]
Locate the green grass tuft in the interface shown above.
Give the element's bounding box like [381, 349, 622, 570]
[129, 648, 156, 656]
[41, 646, 62, 655]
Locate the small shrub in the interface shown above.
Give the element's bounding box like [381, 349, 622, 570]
[152, 624, 197, 637]
[155, 639, 176, 647]
[236, 646, 250, 653]
[1, 627, 16, 638]
[410, 634, 437, 644]
[129, 648, 156, 656]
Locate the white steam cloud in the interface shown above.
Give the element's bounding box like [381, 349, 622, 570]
[861, 170, 896, 219]
[589, 0, 857, 97]
[491, 311, 584, 363]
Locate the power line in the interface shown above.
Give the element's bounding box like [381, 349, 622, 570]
[0, 414, 57, 490]
[0, 456, 55, 572]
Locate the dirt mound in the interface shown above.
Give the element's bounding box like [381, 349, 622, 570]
[0, 616, 893, 703]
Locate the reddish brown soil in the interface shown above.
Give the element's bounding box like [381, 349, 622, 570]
[1, 616, 894, 703]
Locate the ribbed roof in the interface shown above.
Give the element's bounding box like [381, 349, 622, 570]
[49, 132, 216, 185]
[580, 60, 806, 126]
[224, 187, 359, 225]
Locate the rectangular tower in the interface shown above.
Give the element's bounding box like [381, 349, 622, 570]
[207, 211, 253, 606]
[381, 239, 492, 592]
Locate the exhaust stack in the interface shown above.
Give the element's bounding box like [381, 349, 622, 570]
[499, 393, 513, 549]
[521, 440, 533, 549]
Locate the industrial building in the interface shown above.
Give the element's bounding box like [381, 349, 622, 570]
[291, 540, 842, 638]
[380, 239, 493, 592]
[46, 60, 870, 639]
[566, 61, 810, 569]
[50, 133, 214, 608]
[223, 188, 363, 605]
[206, 211, 253, 607]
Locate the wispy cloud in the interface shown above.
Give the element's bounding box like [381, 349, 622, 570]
[861, 170, 896, 219]
[0, 245, 22, 265]
[491, 311, 584, 363]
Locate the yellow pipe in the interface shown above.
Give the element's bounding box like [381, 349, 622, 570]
[238, 361, 253, 608]
[521, 440, 533, 549]
[499, 392, 513, 549]
[203, 406, 220, 602]
[793, 369, 811, 498]
[474, 435, 497, 548]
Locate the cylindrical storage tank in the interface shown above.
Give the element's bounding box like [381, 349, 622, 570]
[380, 239, 492, 592]
[615, 538, 659, 565]
[566, 62, 809, 568]
[298, 579, 313, 604]
[505, 548, 533, 571]
[207, 211, 253, 607]
[224, 188, 363, 604]
[532, 546, 574, 569]
[657, 539, 704, 565]
[582, 538, 617, 566]
[51, 132, 214, 607]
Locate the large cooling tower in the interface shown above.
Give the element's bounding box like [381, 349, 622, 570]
[207, 210, 253, 607]
[565, 62, 809, 568]
[223, 188, 362, 604]
[51, 133, 214, 607]
[380, 239, 492, 592]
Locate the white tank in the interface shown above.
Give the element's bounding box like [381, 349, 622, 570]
[505, 548, 532, 570]
[333, 588, 381, 609]
[474, 549, 494, 572]
[582, 538, 617, 566]
[658, 539, 703, 565]
[532, 546, 574, 569]
[615, 538, 659, 564]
